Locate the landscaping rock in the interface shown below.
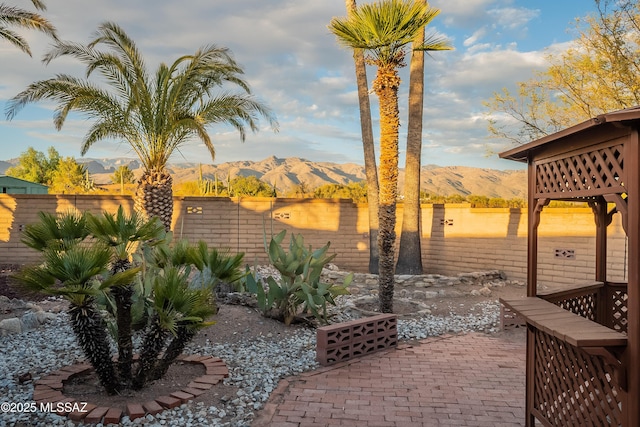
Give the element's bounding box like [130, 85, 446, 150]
[0, 317, 22, 335]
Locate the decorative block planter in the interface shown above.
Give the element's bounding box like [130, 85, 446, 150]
[316, 314, 397, 366]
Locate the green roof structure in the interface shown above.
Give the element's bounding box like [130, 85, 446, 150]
[0, 175, 48, 194]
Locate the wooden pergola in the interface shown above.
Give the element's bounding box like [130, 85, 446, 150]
[499, 106, 639, 427]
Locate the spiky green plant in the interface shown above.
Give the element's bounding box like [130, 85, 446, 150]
[14, 243, 138, 394]
[188, 241, 246, 293]
[15, 209, 222, 393]
[246, 230, 351, 325]
[21, 210, 89, 252]
[86, 206, 165, 384]
[133, 265, 216, 389]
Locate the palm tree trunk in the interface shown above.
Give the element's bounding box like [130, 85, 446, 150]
[397, 6, 425, 275]
[133, 314, 168, 390]
[372, 64, 401, 313]
[346, 0, 380, 274]
[68, 300, 119, 394]
[148, 326, 196, 381]
[111, 258, 134, 385]
[134, 169, 174, 231]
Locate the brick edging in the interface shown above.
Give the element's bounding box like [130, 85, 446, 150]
[32, 354, 229, 424]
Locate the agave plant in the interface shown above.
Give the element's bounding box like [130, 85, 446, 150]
[246, 230, 351, 325]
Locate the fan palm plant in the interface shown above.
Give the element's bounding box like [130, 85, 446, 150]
[6, 22, 278, 230]
[86, 206, 165, 384]
[15, 211, 138, 394]
[0, 0, 57, 56]
[14, 209, 223, 392]
[132, 247, 217, 389]
[329, 0, 451, 312]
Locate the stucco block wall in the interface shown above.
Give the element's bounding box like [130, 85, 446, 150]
[0, 195, 628, 287]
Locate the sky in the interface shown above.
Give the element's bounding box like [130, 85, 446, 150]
[0, 0, 601, 170]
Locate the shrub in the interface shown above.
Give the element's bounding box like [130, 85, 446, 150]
[245, 230, 351, 325]
[13, 210, 227, 394]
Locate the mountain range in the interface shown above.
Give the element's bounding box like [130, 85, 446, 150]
[0, 156, 527, 199]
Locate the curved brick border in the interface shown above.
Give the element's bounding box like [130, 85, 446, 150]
[32, 354, 229, 424]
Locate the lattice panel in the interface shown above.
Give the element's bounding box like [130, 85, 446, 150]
[532, 329, 624, 426]
[610, 290, 628, 334]
[535, 144, 624, 197]
[500, 304, 526, 330]
[316, 314, 397, 365]
[553, 294, 597, 321]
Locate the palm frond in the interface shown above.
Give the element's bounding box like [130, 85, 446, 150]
[0, 4, 57, 56]
[6, 19, 277, 199]
[21, 210, 88, 252]
[328, 0, 445, 65]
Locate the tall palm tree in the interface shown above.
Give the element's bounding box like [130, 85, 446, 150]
[6, 22, 278, 230]
[329, 0, 451, 312]
[345, 0, 380, 274]
[0, 0, 57, 56]
[397, 0, 451, 275]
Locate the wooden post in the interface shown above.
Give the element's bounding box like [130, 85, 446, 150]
[525, 159, 536, 427]
[625, 130, 639, 427]
[527, 160, 537, 299]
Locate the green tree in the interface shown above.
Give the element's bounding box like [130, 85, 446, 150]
[485, 0, 640, 144]
[48, 157, 88, 194]
[345, 0, 380, 274]
[313, 181, 367, 202]
[329, 0, 450, 313]
[292, 180, 310, 198]
[6, 22, 278, 230]
[16, 212, 123, 394]
[0, 0, 57, 56]
[397, 0, 451, 275]
[5, 146, 59, 184]
[229, 175, 274, 197]
[111, 165, 135, 185]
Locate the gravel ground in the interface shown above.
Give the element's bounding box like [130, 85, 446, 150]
[0, 294, 504, 427]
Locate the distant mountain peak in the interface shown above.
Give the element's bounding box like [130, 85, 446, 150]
[0, 156, 526, 198]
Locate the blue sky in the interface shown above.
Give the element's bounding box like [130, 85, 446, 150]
[0, 0, 599, 170]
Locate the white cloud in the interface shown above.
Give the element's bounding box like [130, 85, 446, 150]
[464, 28, 488, 47]
[488, 7, 540, 31]
[0, 0, 590, 170]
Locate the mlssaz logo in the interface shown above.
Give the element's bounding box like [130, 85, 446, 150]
[41, 402, 88, 413]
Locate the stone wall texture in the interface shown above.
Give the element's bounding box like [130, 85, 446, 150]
[0, 195, 628, 286]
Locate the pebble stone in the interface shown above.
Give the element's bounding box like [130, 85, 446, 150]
[0, 270, 511, 427]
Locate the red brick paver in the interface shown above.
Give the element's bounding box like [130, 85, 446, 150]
[253, 331, 526, 426]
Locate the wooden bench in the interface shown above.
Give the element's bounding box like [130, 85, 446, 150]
[500, 296, 628, 389]
[316, 314, 397, 366]
[500, 297, 627, 348]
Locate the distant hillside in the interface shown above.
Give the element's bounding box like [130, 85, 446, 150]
[0, 156, 527, 199]
[0, 160, 10, 175]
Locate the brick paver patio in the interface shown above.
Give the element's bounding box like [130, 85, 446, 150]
[253, 330, 527, 427]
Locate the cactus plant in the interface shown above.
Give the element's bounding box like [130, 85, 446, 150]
[246, 230, 351, 325]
